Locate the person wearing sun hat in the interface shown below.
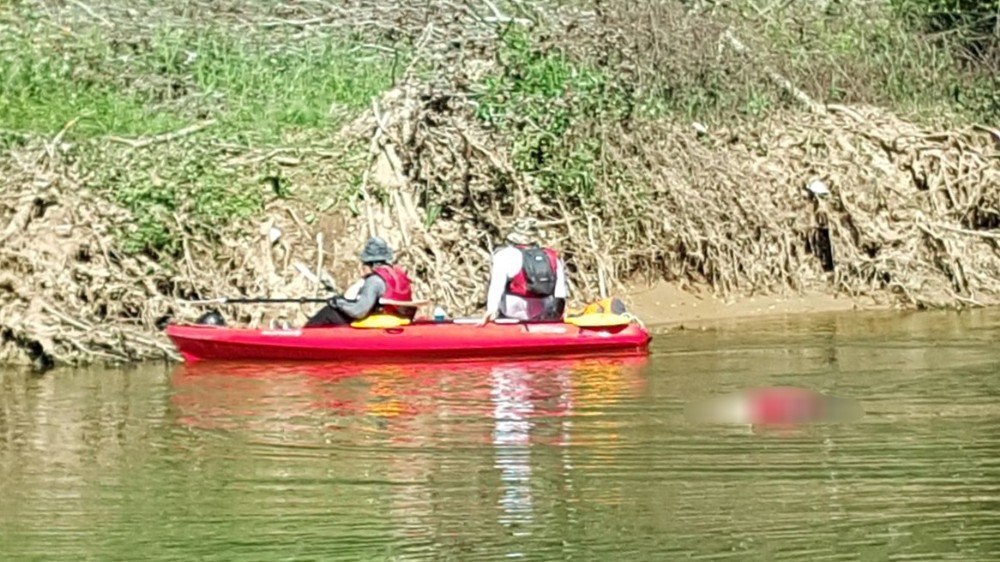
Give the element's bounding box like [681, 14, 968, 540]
[479, 217, 568, 325]
[305, 236, 415, 327]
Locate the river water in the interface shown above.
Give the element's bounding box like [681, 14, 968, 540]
[1, 310, 998, 560]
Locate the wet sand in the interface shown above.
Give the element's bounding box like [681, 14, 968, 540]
[626, 280, 888, 327]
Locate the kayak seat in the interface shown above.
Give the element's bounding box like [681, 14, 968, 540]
[564, 312, 634, 328]
[351, 314, 411, 329]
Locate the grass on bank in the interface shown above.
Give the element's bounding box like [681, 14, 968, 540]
[0, 17, 401, 256]
[0, 26, 400, 142]
[2, 0, 996, 258]
[469, 1, 998, 213]
[474, 29, 632, 202]
[748, 1, 999, 123]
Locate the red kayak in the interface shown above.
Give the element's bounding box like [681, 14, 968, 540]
[166, 320, 651, 362]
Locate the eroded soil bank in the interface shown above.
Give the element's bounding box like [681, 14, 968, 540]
[2, 1, 998, 367]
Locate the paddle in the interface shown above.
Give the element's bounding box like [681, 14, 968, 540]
[184, 297, 332, 305]
[183, 296, 431, 307]
[182, 262, 430, 308]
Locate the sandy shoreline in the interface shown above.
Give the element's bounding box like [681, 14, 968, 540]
[624, 281, 889, 329]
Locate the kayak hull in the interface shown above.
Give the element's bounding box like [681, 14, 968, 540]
[166, 321, 651, 362]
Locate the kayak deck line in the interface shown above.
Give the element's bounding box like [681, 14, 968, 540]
[165, 320, 652, 362]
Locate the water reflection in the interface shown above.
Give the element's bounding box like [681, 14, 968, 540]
[3, 310, 999, 560]
[169, 356, 647, 434]
[491, 364, 538, 529]
[168, 355, 648, 545]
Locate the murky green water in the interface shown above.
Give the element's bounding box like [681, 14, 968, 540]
[1, 310, 998, 560]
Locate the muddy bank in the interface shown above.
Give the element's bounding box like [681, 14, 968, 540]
[4, 104, 996, 368]
[2, 1, 999, 368]
[626, 281, 886, 328]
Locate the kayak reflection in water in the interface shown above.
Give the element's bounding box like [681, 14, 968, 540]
[305, 236, 416, 327]
[491, 364, 536, 528]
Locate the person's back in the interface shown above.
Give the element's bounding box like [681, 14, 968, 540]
[367, 263, 415, 319]
[482, 219, 567, 323]
[507, 245, 559, 298]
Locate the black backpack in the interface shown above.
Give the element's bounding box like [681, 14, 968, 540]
[521, 247, 556, 296]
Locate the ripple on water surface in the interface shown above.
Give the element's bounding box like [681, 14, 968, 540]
[1, 310, 998, 560]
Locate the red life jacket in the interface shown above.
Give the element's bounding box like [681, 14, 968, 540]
[506, 246, 559, 298]
[370, 264, 413, 317]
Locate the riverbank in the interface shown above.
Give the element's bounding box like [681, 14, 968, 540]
[1, 1, 998, 367]
[626, 281, 887, 329]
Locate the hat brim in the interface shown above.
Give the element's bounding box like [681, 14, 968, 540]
[506, 232, 533, 246]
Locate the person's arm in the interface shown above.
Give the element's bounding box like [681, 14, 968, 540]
[554, 258, 567, 299]
[482, 247, 518, 323]
[343, 279, 365, 300]
[334, 276, 386, 319]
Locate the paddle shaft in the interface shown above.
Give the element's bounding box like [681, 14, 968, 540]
[185, 296, 429, 306]
[186, 297, 331, 305]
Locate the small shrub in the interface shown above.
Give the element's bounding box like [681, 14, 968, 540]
[474, 30, 632, 200]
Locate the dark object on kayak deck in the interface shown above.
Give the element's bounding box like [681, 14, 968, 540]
[196, 310, 226, 327]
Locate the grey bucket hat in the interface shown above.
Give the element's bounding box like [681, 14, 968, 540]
[359, 236, 394, 264]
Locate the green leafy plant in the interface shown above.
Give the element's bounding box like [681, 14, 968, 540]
[1, 6, 403, 256]
[474, 30, 632, 200]
[84, 146, 264, 256]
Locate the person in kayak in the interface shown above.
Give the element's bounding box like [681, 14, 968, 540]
[479, 218, 567, 324]
[305, 236, 415, 327]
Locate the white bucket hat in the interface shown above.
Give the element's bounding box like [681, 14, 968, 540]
[505, 217, 539, 246]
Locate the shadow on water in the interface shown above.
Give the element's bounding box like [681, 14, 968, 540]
[1, 309, 999, 560]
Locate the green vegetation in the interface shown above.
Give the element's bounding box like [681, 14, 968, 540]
[81, 146, 263, 255]
[729, 1, 999, 123]
[615, 2, 994, 123]
[893, 0, 1000, 48]
[467, 1, 998, 207]
[756, 7, 964, 115]
[474, 30, 631, 200]
[0, 5, 401, 256]
[0, 26, 399, 141]
[2, 0, 996, 257]
[890, 0, 1000, 120]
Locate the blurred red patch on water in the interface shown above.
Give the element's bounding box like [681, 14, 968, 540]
[685, 386, 863, 428]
